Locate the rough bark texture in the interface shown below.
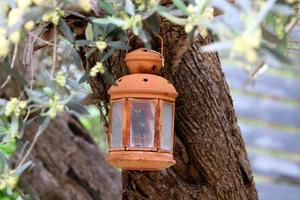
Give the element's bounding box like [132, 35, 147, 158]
[118, 21, 258, 200]
[14, 113, 121, 200]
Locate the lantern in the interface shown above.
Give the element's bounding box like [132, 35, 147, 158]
[107, 38, 178, 171]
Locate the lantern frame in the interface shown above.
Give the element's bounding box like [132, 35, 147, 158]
[107, 74, 178, 170]
[108, 97, 175, 154]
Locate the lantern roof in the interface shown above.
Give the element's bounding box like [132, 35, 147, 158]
[108, 74, 178, 101]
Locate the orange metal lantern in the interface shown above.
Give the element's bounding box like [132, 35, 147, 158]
[107, 37, 178, 171]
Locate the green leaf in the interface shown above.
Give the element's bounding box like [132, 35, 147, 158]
[261, 26, 281, 44]
[66, 100, 88, 115]
[25, 88, 46, 105]
[92, 17, 126, 27]
[0, 127, 9, 135]
[70, 46, 83, 68]
[137, 29, 150, 45]
[1, 60, 27, 85]
[98, 0, 115, 15]
[60, 95, 73, 105]
[59, 18, 75, 42]
[0, 152, 8, 174]
[43, 87, 54, 97]
[103, 70, 116, 85]
[156, 6, 188, 25]
[14, 161, 33, 176]
[107, 41, 130, 50]
[36, 117, 51, 136]
[100, 48, 115, 62]
[0, 139, 16, 156]
[75, 40, 95, 46]
[142, 6, 158, 19]
[201, 41, 233, 52]
[261, 44, 293, 65]
[125, 0, 135, 16]
[85, 23, 94, 41]
[78, 71, 90, 83]
[65, 10, 89, 19]
[256, 0, 277, 26]
[67, 80, 89, 93]
[0, 115, 9, 128]
[172, 0, 188, 14]
[85, 48, 97, 58]
[146, 14, 160, 35]
[10, 115, 19, 135]
[23, 6, 46, 22]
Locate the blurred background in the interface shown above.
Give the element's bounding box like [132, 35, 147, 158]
[222, 26, 300, 200]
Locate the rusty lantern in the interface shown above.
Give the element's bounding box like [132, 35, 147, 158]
[107, 37, 178, 171]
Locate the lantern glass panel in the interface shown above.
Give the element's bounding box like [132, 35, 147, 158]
[111, 101, 124, 148]
[160, 102, 173, 151]
[130, 100, 155, 148]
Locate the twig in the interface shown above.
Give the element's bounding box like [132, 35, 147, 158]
[1, 44, 18, 88]
[17, 129, 40, 167]
[51, 25, 58, 77]
[17, 115, 49, 168]
[28, 31, 54, 47]
[285, 17, 298, 35]
[51, 0, 58, 77]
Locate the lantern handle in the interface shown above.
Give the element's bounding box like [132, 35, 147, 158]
[126, 34, 164, 56]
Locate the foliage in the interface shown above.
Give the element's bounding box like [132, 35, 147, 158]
[0, 0, 298, 199]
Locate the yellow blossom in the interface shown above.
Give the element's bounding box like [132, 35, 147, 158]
[42, 13, 51, 22]
[148, 0, 158, 7]
[24, 20, 35, 31]
[33, 0, 47, 6]
[35, 0, 52, 5]
[0, 170, 19, 190]
[42, 9, 65, 26]
[185, 5, 214, 35]
[121, 15, 143, 32]
[48, 95, 64, 118]
[200, 28, 208, 37]
[202, 7, 214, 20]
[79, 0, 91, 12]
[10, 31, 21, 44]
[90, 62, 105, 77]
[131, 15, 143, 27]
[17, 0, 32, 10]
[245, 50, 257, 63]
[0, 0, 10, 14]
[96, 41, 107, 52]
[185, 24, 194, 33]
[7, 8, 24, 26]
[5, 98, 27, 117]
[52, 14, 60, 26]
[55, 71, 66, 87]
[0, 36, 10, 57]
[233, 29, 261, 62]
[187, 5, 195, 14]
[0, 28, 6, 36]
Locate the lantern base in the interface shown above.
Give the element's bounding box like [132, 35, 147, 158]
[107, 151, 175, 171]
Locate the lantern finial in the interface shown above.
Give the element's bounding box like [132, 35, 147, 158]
[124, 35, 164, 75]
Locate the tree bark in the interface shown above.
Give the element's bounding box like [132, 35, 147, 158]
[14, 113, 121, 200]
[79, 15, 258, 199]
[118, 25, 258, 200]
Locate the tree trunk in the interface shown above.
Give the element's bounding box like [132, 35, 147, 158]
[119, 26, 258, 200]
[17, 6, 258, 200]
[14, 113, 121, 200]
